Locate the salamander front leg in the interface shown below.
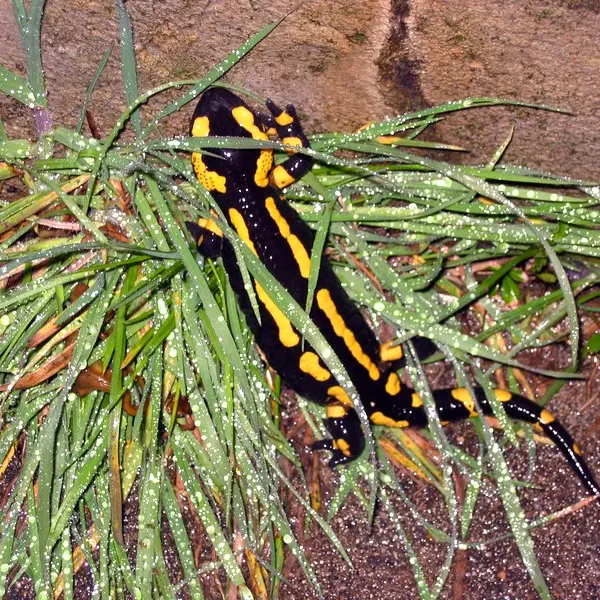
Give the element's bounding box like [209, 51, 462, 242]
[265, 99, 313, 189]
[186, 218, 223, 259]
[312, 404, 365, 467]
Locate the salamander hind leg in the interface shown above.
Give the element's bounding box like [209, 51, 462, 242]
[312, 404, 365, 467]
[265, 99, 313, 189]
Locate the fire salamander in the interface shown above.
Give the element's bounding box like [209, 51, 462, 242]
[187, 87, 599, 495]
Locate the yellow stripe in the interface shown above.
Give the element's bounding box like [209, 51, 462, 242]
[265, 196, 311, 277]
[229, 208, 299, 347]
[327, 386, 353, 407]
[299, 351, 331, 382]
[385, 372, 401, 396]
[254, 283, 299, 347]
[370, 411, 409, 428]
[451, 388, 477, 416]
[228, 209, 257, 255]
[316, 288, 380, 381]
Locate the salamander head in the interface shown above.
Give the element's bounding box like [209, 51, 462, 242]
[190, 87, 271, 183]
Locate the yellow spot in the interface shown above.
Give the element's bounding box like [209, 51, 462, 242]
[494, 389, 512, 402]
[411, 393, 423, 408]
[334, 438, 352, 456]
[191, 116, 210, 137]
[326, 405, 348, 419]
[316, 288, 380, 380]
[299, 351, 331, 382]
[282, 136, 303, 153]
[197, 217, 222, 237]
[370, 411, 409, 428]
[539, 409, 555, 425]
[229, 208, 299, 348]
[275, 111, 294, 126]
[232, 106, 269, 141]
[385, 372, 401, 396]
[192, 154, 226, 193]
[271, 165, 296, 189]
[478, 196, 495, 205]
[451, 388, 477, 416]
[380, 341, 403, 362]
[265, 196, 311, 277]
[255, 150, 273, 187]
[573, 443, 582, 455]
[327, 386, 353, 407]
[228, 209, 257, 255]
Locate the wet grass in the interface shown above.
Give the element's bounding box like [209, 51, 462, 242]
[0, 1, 599, 599]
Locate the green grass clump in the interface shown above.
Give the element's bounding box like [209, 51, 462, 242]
[1, 1, 599, 599]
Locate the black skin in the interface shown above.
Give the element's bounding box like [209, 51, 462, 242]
[187, 87, 599, 495]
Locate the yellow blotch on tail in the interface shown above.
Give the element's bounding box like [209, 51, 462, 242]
[385, 372, 401, 396]
[494, 389, 512, 402]
[451, 388, 478, 417]
[370, 411, 409, 428]
[539, 409, 555, 425]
